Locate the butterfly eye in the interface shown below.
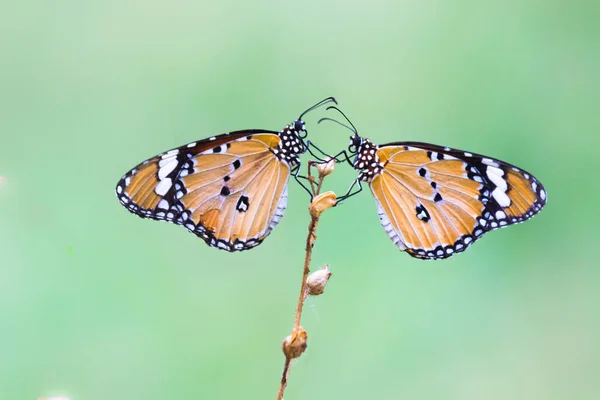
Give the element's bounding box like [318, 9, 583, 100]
[348, 135, 361, 153]
[293, 120, 308, 138]
[294, 120, 304, 131]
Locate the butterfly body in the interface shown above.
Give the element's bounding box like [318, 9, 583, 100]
[351, 137, 384, 181]
[349, 137, 547, 260]
[116, 122, 309, 252]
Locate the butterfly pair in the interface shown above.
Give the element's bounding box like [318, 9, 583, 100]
[115, 98, 546, 259]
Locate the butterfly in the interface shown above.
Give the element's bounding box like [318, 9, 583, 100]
[115, 97, 337, 252]
[320, 107, 547, 260]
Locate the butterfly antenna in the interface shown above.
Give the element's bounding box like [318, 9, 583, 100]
[317, 117, 357, 135]
[324, 106, 359, 136]
[299, 97, 338, 120]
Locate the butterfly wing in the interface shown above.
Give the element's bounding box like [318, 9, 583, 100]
[116, 130, 290, 251]
[370, 142, 546, 259]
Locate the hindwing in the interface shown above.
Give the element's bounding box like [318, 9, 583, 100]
[370, 142, 546, 259]
[116, 130, 290, 251]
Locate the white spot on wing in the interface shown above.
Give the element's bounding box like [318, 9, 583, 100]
[487, 166, 511, 206]
[487, 166, 506, 188]
[158, 199, 170, 209]
[483, 158, 500, 167]
[158, 158, 178, 180]
[155, 178, 172, 196]
[540, 189, 546, 201]
[163, 149, 178, 158]
[492, 188, 511, 207]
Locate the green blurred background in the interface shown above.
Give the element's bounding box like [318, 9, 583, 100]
[1, 1, 599, 399]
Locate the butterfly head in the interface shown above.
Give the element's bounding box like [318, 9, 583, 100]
[293, 119, 308, 139]
[348, 134, 363, 154]
[273, 97, 338, 165]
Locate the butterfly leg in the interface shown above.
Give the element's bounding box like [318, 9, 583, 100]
[329, 149, 353, 165]
[305, 140, 333, 162]
[291, 163, 315, 199]
[306, 140, 353, 165]
[335, 178, 363, 205]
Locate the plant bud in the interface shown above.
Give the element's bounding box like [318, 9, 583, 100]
[282, 327, 308, 359]
[309, 191, 336, 218]
[317, 158, 336, 177]
[306, 264, 332, 296]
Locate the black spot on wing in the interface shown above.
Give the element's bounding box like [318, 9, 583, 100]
[415, 204, 431, 222]
[236, 195, 250, 212]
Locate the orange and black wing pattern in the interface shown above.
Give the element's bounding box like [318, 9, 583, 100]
[115, 130, 292, 251]
[353, 139, 546, 260]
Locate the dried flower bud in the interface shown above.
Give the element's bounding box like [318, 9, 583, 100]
[317, 158, 336, 177]
[282, 327, 308, 359]
[309, 191, 336, 218]
[306, 264, 332, 296]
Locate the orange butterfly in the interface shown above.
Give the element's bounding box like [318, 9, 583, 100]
[321, 108, 547, 260]
[115, 97, 337, 251]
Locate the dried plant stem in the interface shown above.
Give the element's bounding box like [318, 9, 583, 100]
[276, 165, 326, 400]
[294, 214, 319, 328]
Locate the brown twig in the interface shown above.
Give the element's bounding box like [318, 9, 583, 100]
[307, 160, 319, 196]
[276, 163, 328, 400]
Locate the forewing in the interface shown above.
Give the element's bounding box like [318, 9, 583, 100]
[372, 142, 546, 259]
[116, 130, 290, 251]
